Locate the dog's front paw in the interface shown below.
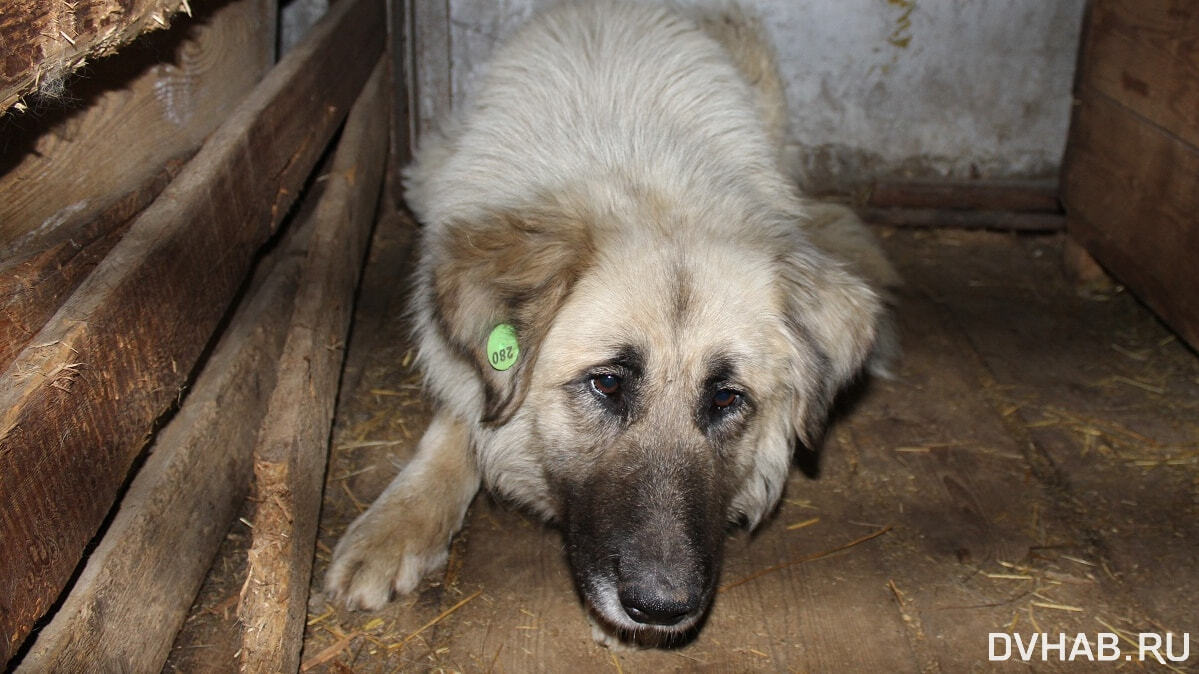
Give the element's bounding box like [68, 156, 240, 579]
[325, 506, 450, 611]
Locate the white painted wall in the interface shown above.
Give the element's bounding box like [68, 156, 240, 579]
[443, 0, 1086, 191]
[279, 0, 328, 55]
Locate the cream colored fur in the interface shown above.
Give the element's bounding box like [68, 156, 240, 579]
[327, 0, 898, 641]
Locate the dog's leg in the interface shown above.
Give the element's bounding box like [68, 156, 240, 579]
[325, 409, 479, 610]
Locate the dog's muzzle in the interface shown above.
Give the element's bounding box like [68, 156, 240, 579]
[559, 449, 725, 640]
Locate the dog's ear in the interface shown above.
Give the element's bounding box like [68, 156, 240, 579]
[778, 243, 881, 447]
[430, 208, 593, 425]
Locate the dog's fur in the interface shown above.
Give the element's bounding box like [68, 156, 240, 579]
[327, 0, 899, 645]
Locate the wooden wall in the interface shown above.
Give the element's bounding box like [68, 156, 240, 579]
[1063, 0, 1199, 349]
[0, 0, 395, 666]
[0, 0, 276, 370]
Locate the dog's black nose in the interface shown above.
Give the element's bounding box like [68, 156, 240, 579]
[618, 584, 694, 626]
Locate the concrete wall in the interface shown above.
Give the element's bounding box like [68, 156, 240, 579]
[443, 0, 1086, 192]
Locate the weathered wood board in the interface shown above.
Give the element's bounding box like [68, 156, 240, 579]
[0, 0, 384, 662]
[1063, 87, 1199, 351]
[15, 168, 319, 674]
[386, 0, 414, 202]
[1078, 0, 1199, 149]
[411, 0, 450, 142]
[0, 160, 181, 373]
[1063, 0, 1199, 351]
[0, 0, 274, 249]
[236, 58, 389, 673]
[868, 179, 1061, 213]
[888, 230, 1199, 641]
[0, 0, 273, 371]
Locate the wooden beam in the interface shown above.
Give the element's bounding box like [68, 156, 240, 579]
[0, 0, 274, 372]
[0, 0, 274, 249]
[0, 0, 384, 662]
[0, 160, 182, 373]
[14, 178, 319, 674]
[866, 179, 1061, 213]
[860, 207, 1066, 232]
[236, 58, 389, 673]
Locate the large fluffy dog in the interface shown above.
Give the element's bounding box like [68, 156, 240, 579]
[327, 0, 898, 645]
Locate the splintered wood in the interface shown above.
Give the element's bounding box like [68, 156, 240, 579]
[2, 0, 194, 113]
[236, 59, 390, 673]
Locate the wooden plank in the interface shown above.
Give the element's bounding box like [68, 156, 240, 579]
[1063, 86, 1199, 350]
[861, 207, 1065, 232]
[0, 160, 182, 373]
[0, 0, 274, 249]
[867, 179, 1060, 212]
[14, 178, 318, 674]
[0, 0, 198, 114]
[236, 58, 389, 674]
[0, 0, 384, 662]
[1081, 0, 1199, 148]
[165, 210, 420, 674]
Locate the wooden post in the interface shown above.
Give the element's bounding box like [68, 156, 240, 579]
[0, 0, 384, 662]
[236, 58, 390, 673]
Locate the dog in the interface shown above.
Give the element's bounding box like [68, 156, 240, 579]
[326, 0, 899, 646]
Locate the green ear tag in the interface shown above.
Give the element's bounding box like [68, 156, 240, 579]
[487, 323, 520, 371]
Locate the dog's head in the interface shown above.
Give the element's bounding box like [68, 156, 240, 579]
[429, 200, 881, 643]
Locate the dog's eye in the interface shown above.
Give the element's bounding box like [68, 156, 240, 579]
[712, 389, 740, 409]
[590, 374, 622, 396]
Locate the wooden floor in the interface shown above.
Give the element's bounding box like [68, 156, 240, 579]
[168, 213, 1199, 672]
